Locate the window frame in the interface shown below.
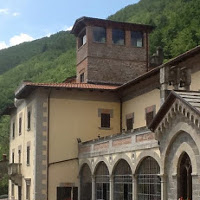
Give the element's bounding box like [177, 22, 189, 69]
[112, 29, 125, 45]
[27, 110, 31, 131]
[93, 26, 106, 44]
[126, 113, 134, 131]
[19, 116, 22, 135]
[145, 105, 156, 127]
[12, 122, 15, 139]
[80, 73, 84, 83]
[78, 28, 87, 49]
[131, 31, 144, 48]
[101, 113, 111, 128]
[27, 145, 30, 166]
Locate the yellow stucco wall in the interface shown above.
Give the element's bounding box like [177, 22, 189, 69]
[9, 98, 36, 200]
[48, 90, 120, 199]
[191, 71, 200, 91]
[122, 89, 160, 130]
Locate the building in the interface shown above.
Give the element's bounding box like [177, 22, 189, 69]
[4, 17, 200, 200]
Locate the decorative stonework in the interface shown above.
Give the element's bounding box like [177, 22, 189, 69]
[136, 132, 155, 142]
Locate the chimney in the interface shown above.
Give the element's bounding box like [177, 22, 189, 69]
[150, 46, 164, 68]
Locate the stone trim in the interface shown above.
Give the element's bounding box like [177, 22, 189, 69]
[171, 142, 198, 175]
[98, 108, 113, 118]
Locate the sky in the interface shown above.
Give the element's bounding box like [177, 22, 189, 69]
[0, 0, 140, 50]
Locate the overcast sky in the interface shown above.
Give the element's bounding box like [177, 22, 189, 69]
[0, 0, 140, 50]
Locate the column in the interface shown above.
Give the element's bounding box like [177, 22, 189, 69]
[160, 174, 167, 200]
[92, 175, 95, 200]
[132, 174, 137, 200]
[109, 175, 114, 200]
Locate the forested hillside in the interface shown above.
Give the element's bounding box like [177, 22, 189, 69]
[0, 0, 200, 194]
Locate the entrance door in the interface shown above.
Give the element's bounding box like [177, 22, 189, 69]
[18, 186, 22, 200]
[178, 152, 192, 200]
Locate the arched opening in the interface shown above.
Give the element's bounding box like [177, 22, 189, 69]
[113, 159, 132, 200]
[80, 164, 92, 200]
[137, 156, 161, 200]
[95, 161, 110, 200]
[178, 152, 192, 200]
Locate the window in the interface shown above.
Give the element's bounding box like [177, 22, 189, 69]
[27, 146, 30, 165]
[131, 31, 143, 47]
[18, 149, 21, 163]
[25, 179, 31, 200]
[95, 162, 110, 200]
[19, 117, 22, 135]
[145, 105, 156, 127]
[101, 113, 110, 128]
[12, 122, 15, 139]
[57, 187, 72, 200]
[78, 29, 86, 48]
[137, 157, 161, 200]
[113, 159, 132, 200]
[12, 152, 14, 163]
[112, 29, 125, 45]
[126, 113, 134, 131]
[27, 111, 31, 130]
[11, 182, 15, 197]
[80, 164, 92, 200]
[93, 26, 106, 43]
[80, 73, 84, 83]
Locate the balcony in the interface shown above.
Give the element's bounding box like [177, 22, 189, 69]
[8, 163, 22, 186]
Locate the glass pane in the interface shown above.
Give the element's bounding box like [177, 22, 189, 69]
[131, 31, 143, 47]
[93, 27, 106, 43]
[112, 29, 125, 45]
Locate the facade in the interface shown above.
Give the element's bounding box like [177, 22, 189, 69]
[4, 17, 200, 200]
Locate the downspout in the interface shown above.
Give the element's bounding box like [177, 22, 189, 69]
[47, 88, 52, 200]
[120, 97, 123, 133]
[146, 31, 149, 72]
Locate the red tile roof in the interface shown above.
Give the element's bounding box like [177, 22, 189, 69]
[24, 82, 119, 90]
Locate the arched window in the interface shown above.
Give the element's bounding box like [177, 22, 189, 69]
[95, 161, 110, 200]
[178, 152, 192, 200]
[137, 156, 161, 200]
[80, 164, 92, 200]
[113, 159, 132, 200]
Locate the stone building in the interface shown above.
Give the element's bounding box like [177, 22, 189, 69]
[4, 17, 200, 200]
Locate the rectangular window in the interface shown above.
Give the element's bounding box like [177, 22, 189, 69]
[12, 152, 14, 163]
[126, 118, 133, 131]
[12, 122, 15, 139]
[19, 117, 22, 135]
[93, 26, 106, 43]
[26, 180, 31, 200]
[80, 73, 84, 83]
[78, 29, 86, 48]
[57, 187, 72, 200]
[27, 111, 31, 130]
[112, 29, 125, 45]
[131, 31, 143, 47]
[101, 113, 110, 128]
[27, 146, 30, 165]
[18, 149, 21, 163]
[145, 105, 156, 127]
[11, 183, 15, 197]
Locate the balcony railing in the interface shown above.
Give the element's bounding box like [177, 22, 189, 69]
[8, 163, 22, 176]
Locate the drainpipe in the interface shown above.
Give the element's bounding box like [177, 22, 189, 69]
[120, 97, 123, 133]
[47, 88, 52, 200]
[146, 32, 149, 72]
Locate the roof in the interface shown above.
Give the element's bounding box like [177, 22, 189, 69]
[71, 16, 154, 36]
[149, 90, 200, 131]
[15, 82, 119, 99]
[160, 45, 200, 68]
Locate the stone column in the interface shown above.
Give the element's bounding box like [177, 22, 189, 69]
[160, 174, 167, 200]
[160, 66, 169, 104]
[110, 175, 114, 200]
[133, 174, 137, 200]
[92, 175, 95, 200]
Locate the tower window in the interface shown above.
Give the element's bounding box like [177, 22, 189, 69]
[19, 117, 22, 135]
[12, 122, 15, 139]
[27, 111, 31, 130]
[78, 29, 86, 48]
[93, 26, 106, 43]
[80, 73, 84, 83]
[112, 29, 125, 45]
[131, 31, 143, 47]
[27, 146, 30, 165]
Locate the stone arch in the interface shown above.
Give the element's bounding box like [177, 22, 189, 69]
[79, 159, 93, 176]
[172, 142, 198, 175]
[93, 157, 111, 175]
[111, 153, 134, 175]
[162, 122, 200, 161]
[163, 122, 200, 174]
[133, 150, 162, 174]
